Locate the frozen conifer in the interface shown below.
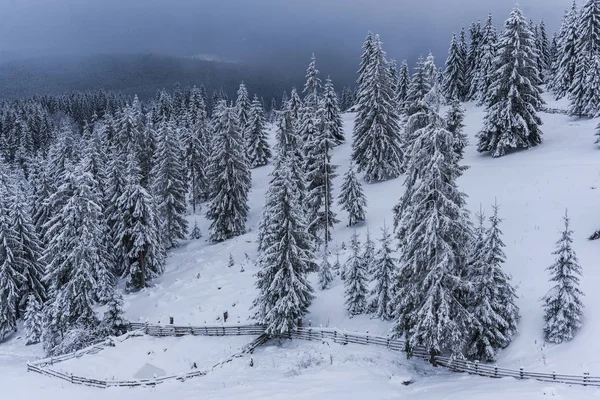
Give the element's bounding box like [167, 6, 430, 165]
[477, 6, 543, 157]
[303, 54, 322, 111]
[467, 203, 520, 361]
[397, 60, 411, 109]
[246, 95, 272, 168]
[235, 83, 252, 141]
[24, 295, 43, 345]
[190, 219, 202, 240]
[318, 249, 334, 290]
[543, 210, 584, 344]
[550, 1, 579, 99]
[338, 163, 367, 227]
[321, 77, 344, 144]
[369, 225, 396, 321]
[206, 103, 251, 242]
[228, 253, 235, 268]
[352, 33, 403, 182]
[100, 290, 128, 337]
[344, 231, 368, 316]
[443, 33, 466, 101]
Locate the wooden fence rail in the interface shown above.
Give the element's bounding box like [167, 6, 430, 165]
[27, 322, 600, 388]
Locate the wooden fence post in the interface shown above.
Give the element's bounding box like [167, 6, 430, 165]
[584, 372, 590, 386]
[308, 328, 313, 341]
[494, 365, 498, 378]
[552, 370, 556, 382]
[475, 360, 479, 375]
[169, 316, 174, 325]
[519, 367, 524, 380]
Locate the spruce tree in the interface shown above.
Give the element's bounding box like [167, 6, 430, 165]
[318, 250, 334, 290]
[443, 33, 466, 101]
[392, 106, 472, 359]
[303, 54, 322, 111]
[537, 19, 551, 82]
[397, 60, 411, 109]
[344, 231, 368, 316]
[477, 6, 543, 157]
[190, 219, 202, 239]
[152, 119, 188, 248]
[338, 162, 367, 227]
[446, 100, 468, 163]
[116, 154, 166, 291]
[466, 21, 483, 99]
[352, 33, 403, 182]
[543, 210, 584, 344]
[252, 154, 315, 334]
[467, 203, 520, 361]
[206, 103, 251, 242]
[569, 0, 600, 117]
[235, 83, 252, 141]
[458, 27, 470, 100]
[470, 14, 498, 103]
[321, 77, 345, 144]
[24, 294, 43, 345]
[100, 290, 128, 337]
[287, 88, 303, 125]
[369, 224, 396, 320]
[246, 95, 272, 168]
[550, 1, 579, 99]
[405, 56, 431, 117]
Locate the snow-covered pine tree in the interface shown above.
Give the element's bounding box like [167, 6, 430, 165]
[423, 53, 439, 89]
[458, 27, 469, 100]
[24, 294, 42, 345]
[99, 290, 128, 337]
[152, 119, 188, 248]
[466, 21, 483, 99]
[445, 100, 468, 163]
[392, 105, 472, 359]
[190, 219, 202, 239]
[303, 54, 322, 112]
[550, 1, 579, 99]
[252, 153, 315, 334]
[235, 83, 252, 142]
[0, 184, 24, 339]
[287, 88, 303, 126]
[443, 33, 466, 101]
[206, 102, 251, 242]
[228, 253, 235, 268]
[369, 224, 396, 320]
[246, 95, 272, 168]
[43, 166, 112, 349]
[338, 162, 367, 227]
[569, 0, 600, 117]
[318, 249, 334, 290]
[352, 33, 403, 182]
[397, 60, 411, 109]
[543, 210, 584, 344]
[116, 154, 166, 291]
[405, 56, 431, 117]
[10, 186, 46, 312]
[477, 6, 543, 157]
[537, 19, 551, 82]
[467, 202, 520, 361]
[470, 14, 498, 104]
[344, 230, 368, 316]
[321, 77, 344, 144]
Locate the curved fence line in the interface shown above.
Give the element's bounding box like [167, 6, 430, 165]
[28, 322, 600, 388]
[26, 325, 266, 388]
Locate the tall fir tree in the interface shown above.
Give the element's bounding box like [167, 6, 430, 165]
[320, 77, 345, 144]
[338, 162, 367, 226]
[246, 95, 272, 168]
[253, 154, 315, 334]
[458, 27, 470, 100]
[303, 54, 322, 112]
[537, 19, 551, 82]
[344, 231, 368, 316]
[99, 290, 128, 337]
[206, 102, 251, 242]
[467, 203, 520, 361]
[477, 6, 543, 157]
[392, 105, 472, 359]
[550, 1, 579, 99]
[445, 100, 468, 163]
[152, 119, 188, 248]
[369, 224, 396, 321]
[235, 83, 252, 143]
[352, 33, 403, 182]
[24, 294, 43, 345]
[470, 14, 498, 103]
[543, 210, 584, 344]
[116, 154, 165, 291]
[466, 21, 483, 99]
[443, 33, 466, 101]
[569, 0, 600, 117]
[318, 249, 334, 290]
[397, 60, 411, 109]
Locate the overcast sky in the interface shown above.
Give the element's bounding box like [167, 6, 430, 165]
[0, 0, 570, 67]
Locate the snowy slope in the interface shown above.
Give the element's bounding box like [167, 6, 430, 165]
[123, 92, 600, 377]
[5, 93, 600, 399]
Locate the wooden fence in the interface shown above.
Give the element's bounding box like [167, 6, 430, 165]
[540, 106, 570, 115]
[26, 325, 267, 388]
[28, 322, 600, 388]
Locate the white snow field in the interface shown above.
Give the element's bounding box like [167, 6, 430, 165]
[4, 93, 600, 399]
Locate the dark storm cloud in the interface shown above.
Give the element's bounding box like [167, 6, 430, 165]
[0, 0, 570, 67]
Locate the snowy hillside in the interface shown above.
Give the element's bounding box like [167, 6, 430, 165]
[119, 92, 600, 374]
[3, 91, 600, 399]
